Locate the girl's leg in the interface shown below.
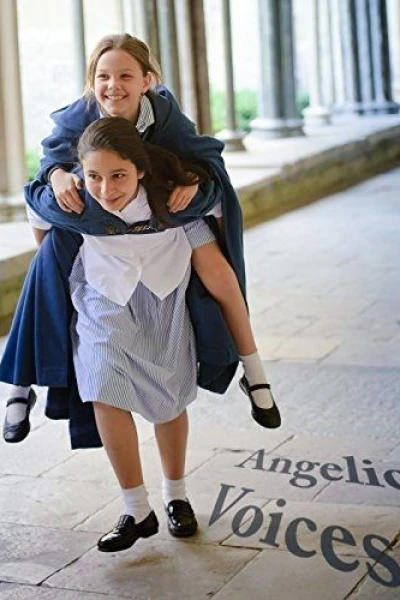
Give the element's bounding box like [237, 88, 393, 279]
[3, 386, 37, 443]
[4, 230, 46, 431]
[93, 402, 144, 490]
[191, 240, 275, 410]
[4, 385, 33, 424]
[93, 402, 158, 552]
[154, 410, 197, 537]
[154, 409, 188, 482]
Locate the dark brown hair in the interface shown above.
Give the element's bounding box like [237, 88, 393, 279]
[84, 34, 162, 97]
[77, 117, 209, 225]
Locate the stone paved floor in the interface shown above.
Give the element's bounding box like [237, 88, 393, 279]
[0, 170, 399, 598]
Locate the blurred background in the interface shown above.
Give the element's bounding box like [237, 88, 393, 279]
[2, 0, 400, 186]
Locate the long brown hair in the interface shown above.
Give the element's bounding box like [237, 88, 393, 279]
[84, 34, 162, 97]
[77, 117, 209, 226]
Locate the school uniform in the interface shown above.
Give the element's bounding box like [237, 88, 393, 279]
[0, 88, 245, 448]
[30, 186, 216, 423]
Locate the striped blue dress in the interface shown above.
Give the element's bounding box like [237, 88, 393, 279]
[69, 219, 215, 424]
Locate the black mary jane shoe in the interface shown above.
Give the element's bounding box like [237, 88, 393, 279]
[3, 389, 37, 443]
[97, 511, 159, 553]
[239, 375, 281, 429]
[165, 499, 198, 538]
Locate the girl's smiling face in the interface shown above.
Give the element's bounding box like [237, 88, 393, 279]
[94, 49, 151, 123]
[83, 148, 144, 213]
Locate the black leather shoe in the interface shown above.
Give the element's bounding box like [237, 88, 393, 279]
[3, 389, 37, 443]
[165, 499, 198, 537]
[97, 511, 159, 552]
[239, 375, 281, 429]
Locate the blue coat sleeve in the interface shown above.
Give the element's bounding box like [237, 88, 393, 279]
[39, 97, 100, 180]
[24, 176, 222, 235]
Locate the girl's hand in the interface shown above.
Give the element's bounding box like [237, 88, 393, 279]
[50, 169, 84, 213]
[168, 183, 198, 213]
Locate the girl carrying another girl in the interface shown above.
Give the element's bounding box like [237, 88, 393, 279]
[1, 34, 280, 447]
[28, 116, 219, 550]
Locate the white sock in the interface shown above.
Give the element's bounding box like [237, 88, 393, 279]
[121, 484, 152, 523]
[6, 386, 32, 425]
[239, 352, 274, 409]
[162, 476, 187, 506]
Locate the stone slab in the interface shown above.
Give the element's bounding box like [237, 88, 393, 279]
[322, 340, 400, 368]
[0, 475, 118, 528]
[44, 541, 257, 599]
[212, 549, 366, 600]
[222, 500, 400, 558]
[184, 451, 330, 501]
[315, 466, 400, 507]
[0, 420, 74, 477]
[0, 523, 97, 585]
[0, 584, 127, 599]
[272, 336, 341, 361]
[349, 540, 400, 597]
[0, 224, 35, 263]
[277, 433, 400, 461]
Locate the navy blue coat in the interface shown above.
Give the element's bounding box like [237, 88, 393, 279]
[0, 89, 246, 449]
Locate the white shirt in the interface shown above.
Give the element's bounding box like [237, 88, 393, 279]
[28, 187, 193, 305]
[78, 186, 193, 305]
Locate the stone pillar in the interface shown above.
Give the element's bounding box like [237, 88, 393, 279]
[250, 0, 303, 139]
[329, 0, 346, 110]
[338, 0, 398, 115]
[303, 0, 331, 125]
[173, 0, 211, 133]
[388, 0, 400, 100]
[368, 0, 398, 113]
[130, 0, 160, 58]
[174, 0, 197, 122]
[340, 0, 363, 113]
[215, 0, 245, 151]
[121, 0, 136, 33]
[156, 0, 181, 101]
[0, 0, 26, 194]
[72, 0, 86, 95]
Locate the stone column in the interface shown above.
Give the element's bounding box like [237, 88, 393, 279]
[156, 0, 181, 101]
[121, 0, 136, 33]
[355, 0, 375, 113]
[250, 0, 303, 139]
[0, 0, 26, 194]
[337, 0, 398, 115]
[303, 0, 331, 125]
[176, 0, 211, 133]
[174, 0, 197, 121]
[339, 0, 363, 113]
[215, 0, 245, 151]
[72, 0, 86, 95]
[368, 0, 398, 113]
[329, 0, 346, 110]
[388, 0, 400, 100]
[128, 0, 160, 58]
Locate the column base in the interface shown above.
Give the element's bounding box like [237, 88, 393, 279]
[302, 105, 331, 126]
[249, 117, 304, 139]
[333, 100, 399, 116]
[215, 129, 246, 152]
[370, 100, 399, 115]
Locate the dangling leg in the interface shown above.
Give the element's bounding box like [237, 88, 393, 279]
[191, 241, 280, 428]
[3, 385, 37, 443]
[93, 403, 159, 552]
[154, 410, 198, 537]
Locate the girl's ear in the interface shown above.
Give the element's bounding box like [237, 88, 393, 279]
[142, 72, 152, 93]
[138, 170, 145, 180]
